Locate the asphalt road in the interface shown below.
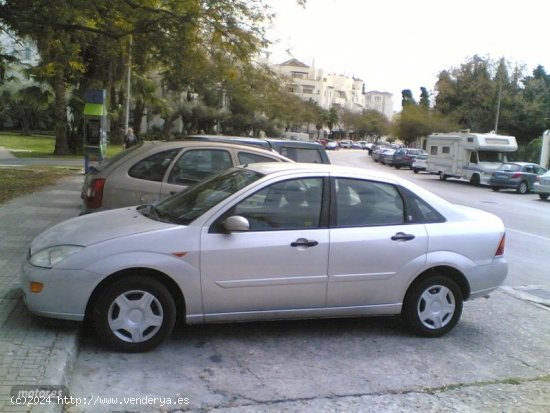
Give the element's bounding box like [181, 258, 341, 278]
[66, 150, 550, 413]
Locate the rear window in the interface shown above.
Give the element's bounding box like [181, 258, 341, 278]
[94, 142, 144, 172]
[278, 147, 323, 163]
[497, 163, 521, 172]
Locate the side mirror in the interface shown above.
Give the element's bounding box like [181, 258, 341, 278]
[223, 215, 250, 232]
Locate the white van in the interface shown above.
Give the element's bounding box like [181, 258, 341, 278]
[426, 131, 518, 185]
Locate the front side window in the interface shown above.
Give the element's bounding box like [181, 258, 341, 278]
[214, 178, 324, 231]
[335, 179, 405, 227]
[167, 149, 232, 185]
[128, 149, 180, 182]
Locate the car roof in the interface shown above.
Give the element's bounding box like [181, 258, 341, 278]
[184, 134, 270, 148]
[502, 162, 539, 166]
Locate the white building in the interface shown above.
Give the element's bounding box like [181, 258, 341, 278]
[271, 59, 393, 119]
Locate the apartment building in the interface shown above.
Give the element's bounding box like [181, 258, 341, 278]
[271, 58, 393, 119]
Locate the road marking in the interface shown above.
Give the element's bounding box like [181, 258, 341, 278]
[508, 228, 550, 242]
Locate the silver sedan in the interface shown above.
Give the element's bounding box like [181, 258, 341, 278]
[23, 163, 508, 352]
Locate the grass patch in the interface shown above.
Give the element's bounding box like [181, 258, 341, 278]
[0, 167, 76, 204]
[0, 132, 123, 158]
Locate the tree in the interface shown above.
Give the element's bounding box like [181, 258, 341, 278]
[419, 87, 430, 109]
[401, 89, 416, 107]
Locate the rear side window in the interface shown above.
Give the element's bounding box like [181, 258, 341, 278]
[398, 186, 446, 224]
[128, 149, 179, 182]
[238, 152, 279, 165]
[279, 147, 323, 163]
[167, 149, 232, 185]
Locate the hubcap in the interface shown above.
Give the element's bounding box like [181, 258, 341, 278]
[108, 290, 164, 343]
[417, 285, 455, 330]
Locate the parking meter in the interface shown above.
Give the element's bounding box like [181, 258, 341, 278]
[83, 89, 107, 172]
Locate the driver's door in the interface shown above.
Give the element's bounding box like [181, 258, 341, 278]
[199, 177, 329, 318]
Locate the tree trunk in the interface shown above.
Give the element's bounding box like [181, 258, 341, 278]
[53, 67, 70, 155]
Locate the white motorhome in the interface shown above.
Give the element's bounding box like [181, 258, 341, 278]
[281, 132, 311, 142]
[426, 131, 518, 185]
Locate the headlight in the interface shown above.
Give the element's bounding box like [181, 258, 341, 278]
[29, 245, 84, 268]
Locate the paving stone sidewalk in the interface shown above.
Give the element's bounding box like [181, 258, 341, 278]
[0, 173, 84, 413]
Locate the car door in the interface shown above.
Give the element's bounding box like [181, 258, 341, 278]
[327, 177, 428, 307]
[160, 148, 233, 199]
[199, 176, 329, 318]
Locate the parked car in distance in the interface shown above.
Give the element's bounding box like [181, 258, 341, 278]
[489, 162, 547, 194]
[25, 162, 508, 352]
[379, 149, 397, 165]
[393, 148, 426, 169]
[185, 135, 331, 165]
[534, 169, 550, 200]
[81, 140, 292, 213]
[371, 146, 390, 162]
[339, 140, 352, 149]
[412, 153, 428, 174]
[326, 141, 339, 150]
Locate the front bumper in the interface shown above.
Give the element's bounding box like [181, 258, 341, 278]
[21, 261, 102, 321]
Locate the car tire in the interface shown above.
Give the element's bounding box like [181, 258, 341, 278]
[491, 186, 500, 192]
[395, 165, 400, 169]
[539, 194, 549, 200]
[517, 181, 528, 194]
[470, 174, 481, 186]
[413, 168, 419, 174]
[439, 172, 447, 181]
[403, 275, 463, 337]
[93, 276, 176, 352]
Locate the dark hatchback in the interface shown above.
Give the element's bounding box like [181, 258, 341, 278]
[184, 135, 331, 164]
[489, 162, 547, 194]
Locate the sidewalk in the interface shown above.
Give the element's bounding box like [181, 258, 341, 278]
[0, 172, 84, 413]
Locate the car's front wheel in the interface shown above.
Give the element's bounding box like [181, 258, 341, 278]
[93, 276, 176, 352]
[403, 275, 463, 337]
[539, 193, 549, 200]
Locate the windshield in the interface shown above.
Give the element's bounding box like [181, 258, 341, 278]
[152, 167, 263, 225]
[478, 151, 508, 162]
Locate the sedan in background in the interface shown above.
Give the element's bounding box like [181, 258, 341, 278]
[393, 148, 426, 169]
[412, 153, 428, 174]
[24, 163, 508, 352]
[489, 162, 547, 194]
[534, 170, 550, 200]
[81, 140, 291, 213]
[379, 149, 397, 165]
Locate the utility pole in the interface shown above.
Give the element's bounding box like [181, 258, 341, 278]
[124, 35, 132, 134]
[494, 80, 502, 134]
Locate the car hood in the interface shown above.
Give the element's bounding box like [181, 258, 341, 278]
[31, 207, 176, 252]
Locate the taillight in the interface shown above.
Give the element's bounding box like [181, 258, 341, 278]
[85, 178, 105, 209]
[511, 172, 521, 179]
[495, 234, 506, 257]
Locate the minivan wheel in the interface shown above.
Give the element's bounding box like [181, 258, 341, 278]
[403, 275, 463, 337]
[517, 181, 528, 194]
[93, 276, 176, 352]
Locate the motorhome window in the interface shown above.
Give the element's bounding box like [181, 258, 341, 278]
[478, 151, 505, 162]
[430, 146, 438, 155]
[470, 152, 479, 163]
[442, 147, 450, 154]
[467, 138, 474, 143]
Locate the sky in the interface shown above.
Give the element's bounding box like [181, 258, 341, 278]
[265, 0, 550, 111]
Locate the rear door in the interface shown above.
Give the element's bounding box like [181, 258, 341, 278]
[327, 177, 428, 307]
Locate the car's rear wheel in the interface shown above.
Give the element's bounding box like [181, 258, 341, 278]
[403, 275, 463, 337]
[413, 168, 419, 174]
[93, 276, 176, 352]
[491, 186, 500, 192]
[517, 181, 528, 194]
[470, 174, 481, 186]
[539, 193, 549, 200]
[439, 172, 447, 181]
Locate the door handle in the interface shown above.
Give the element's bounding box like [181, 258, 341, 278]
[391, 232, 415, 241]
[291, 238, 319, 248]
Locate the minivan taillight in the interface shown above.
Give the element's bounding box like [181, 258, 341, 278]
[495, 234, 506, 257]
[85, 178, 105, 209]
